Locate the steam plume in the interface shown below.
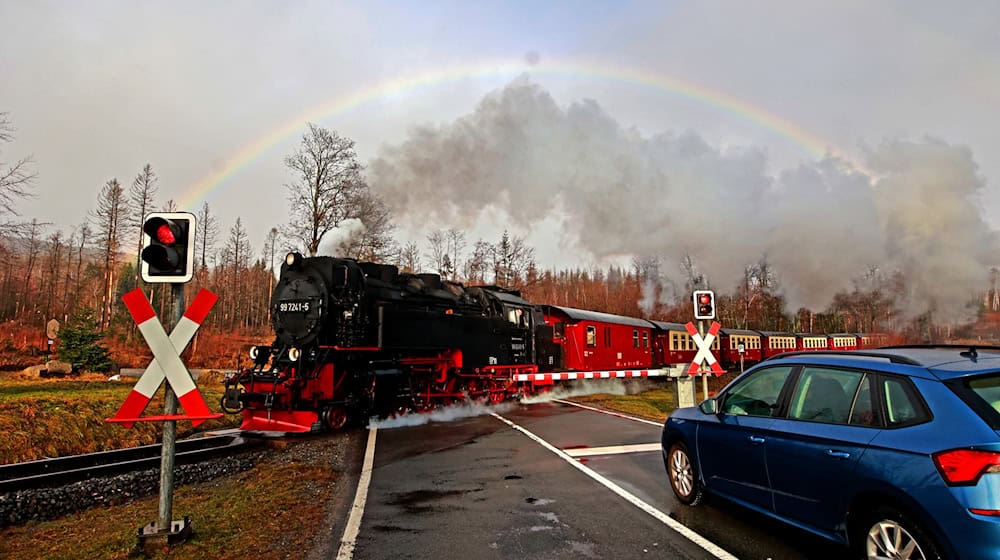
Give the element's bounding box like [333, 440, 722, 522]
[370, 77, 997, 321]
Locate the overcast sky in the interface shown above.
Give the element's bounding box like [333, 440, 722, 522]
[2, 0, 998, 279]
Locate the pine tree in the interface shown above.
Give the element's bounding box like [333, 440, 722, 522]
[58, 307, 113, 373]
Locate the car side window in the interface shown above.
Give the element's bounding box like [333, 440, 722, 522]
[787, 367, 863, 424]
[721, 366, 794, 417]
[883, 377, 927, 426]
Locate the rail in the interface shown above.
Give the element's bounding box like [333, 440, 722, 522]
[0, 434, 258, 493]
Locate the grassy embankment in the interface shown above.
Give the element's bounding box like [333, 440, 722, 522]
[0, 371, 239, 465]
[0, 442, 341, 560]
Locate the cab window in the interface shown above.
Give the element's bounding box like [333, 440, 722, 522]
[586, 325, 597, 347]
[721, 366, 794, 417]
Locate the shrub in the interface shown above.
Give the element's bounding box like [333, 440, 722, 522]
[58, 308, 114, 373]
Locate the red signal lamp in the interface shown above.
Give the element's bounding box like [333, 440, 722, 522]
[156, 224, 176, 245]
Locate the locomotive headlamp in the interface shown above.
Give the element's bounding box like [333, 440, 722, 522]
[249, 346, 259, 360]
[288, 347, 301, 361]
[285, 252, 302, 268]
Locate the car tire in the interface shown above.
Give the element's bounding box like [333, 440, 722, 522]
[855, 506, 943, 560]
[665, 441, 704, 506]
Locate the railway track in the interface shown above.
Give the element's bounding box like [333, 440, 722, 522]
[0, 433, 259, 494]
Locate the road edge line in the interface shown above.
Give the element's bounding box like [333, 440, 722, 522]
[335, 426, 378, 560]
[491, 412, 738, 560]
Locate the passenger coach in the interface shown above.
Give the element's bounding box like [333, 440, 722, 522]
[542, 306, 653, 371]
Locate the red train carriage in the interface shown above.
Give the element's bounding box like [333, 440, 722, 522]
[542, 306, 654, 371]
[796, 333, 829, 352]
[828, 333, 859, 351]
[648, 321, 719, 367]
[719, 329, 762, 365]
[759, 331, 797, 359]
[859, 333, 888, 348]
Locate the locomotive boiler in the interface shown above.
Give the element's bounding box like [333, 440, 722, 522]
[223, 253, 554, 432]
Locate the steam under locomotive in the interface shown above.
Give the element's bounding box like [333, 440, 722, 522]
[222, 252, 886, 432]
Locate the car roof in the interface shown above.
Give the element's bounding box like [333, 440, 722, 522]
[765, 345, 1000, 380]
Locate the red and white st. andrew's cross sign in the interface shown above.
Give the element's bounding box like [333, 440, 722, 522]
[685, 321, 725, 376]
[106, 288, 221, 428]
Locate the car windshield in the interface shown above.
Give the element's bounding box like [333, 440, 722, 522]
[951, 373, 1000, 430]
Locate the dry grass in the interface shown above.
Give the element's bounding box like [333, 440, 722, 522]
[0, 446, 341, 560]
[0, 373, 240, 465]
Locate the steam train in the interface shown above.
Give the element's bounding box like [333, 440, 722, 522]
[222, 253, 886, 432]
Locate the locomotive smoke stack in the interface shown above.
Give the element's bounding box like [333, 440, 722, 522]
[370, 78, 997, 322]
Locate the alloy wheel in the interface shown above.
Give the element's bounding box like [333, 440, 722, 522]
[865, 519, 927, 560]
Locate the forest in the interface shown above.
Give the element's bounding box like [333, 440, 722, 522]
[2, 116, 998, 372]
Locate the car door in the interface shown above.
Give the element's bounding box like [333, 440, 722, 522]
[765, 367, 881, 534]
[696, 365, 795, 511]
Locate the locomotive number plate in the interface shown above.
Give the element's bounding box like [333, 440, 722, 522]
[279, 300, 312, 313]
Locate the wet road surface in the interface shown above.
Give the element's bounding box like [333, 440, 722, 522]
[349, 400, 852, 560]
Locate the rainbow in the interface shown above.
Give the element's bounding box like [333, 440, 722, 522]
[179, 57, 869, 209]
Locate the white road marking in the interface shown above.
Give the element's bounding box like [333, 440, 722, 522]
[492, 412, 738, 560]
[335, 427, 378, 560]
[553, 398, 664, 427]
[564, 443, 663, 457]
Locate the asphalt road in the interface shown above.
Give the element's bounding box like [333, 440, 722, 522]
[348, 400, 853, 560]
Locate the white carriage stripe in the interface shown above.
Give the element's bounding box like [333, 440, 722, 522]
[513, 369, 670, 382]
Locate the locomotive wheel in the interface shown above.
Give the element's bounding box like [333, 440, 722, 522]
[322, 407, 348, 430]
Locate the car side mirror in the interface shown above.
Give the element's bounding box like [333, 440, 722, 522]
[699, 398, 718, 415]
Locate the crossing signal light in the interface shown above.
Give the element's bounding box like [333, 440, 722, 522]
[693, 290, 716, 320]
[140, 212, 195, 283]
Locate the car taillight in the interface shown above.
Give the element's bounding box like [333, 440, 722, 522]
[932, 449, 1000, 485]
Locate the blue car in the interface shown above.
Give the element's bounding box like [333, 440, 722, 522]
[662, 345, 1000, 559]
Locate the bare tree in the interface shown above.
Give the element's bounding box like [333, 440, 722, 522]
[128, 164, 157, 290]
[490, 231, 535, 289]
[92, 179, 129, 329]
[43, 230, 65, 320]
[398, 241, 421, 273]
[340, 189, 396, 262]
[196, 201, 220, 270]
[446, 228, 466, 281]
[18, 219, 43, 322]
[0, 112, 35, 234]
[426, 230, 447, 275]
[464, 240, 491, 284]
[162, 199, 177, 212]
[284, 123, 364, 256]
[224, 217, 252, 329]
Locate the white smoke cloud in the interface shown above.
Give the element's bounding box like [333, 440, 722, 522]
[368, 401, 515, 429]
[370, 78, 998, 322]
[315, 218, 367, 257]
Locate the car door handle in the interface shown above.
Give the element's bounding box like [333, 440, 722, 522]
[825, 449, 851, 459]
[748, 436, 765, 444]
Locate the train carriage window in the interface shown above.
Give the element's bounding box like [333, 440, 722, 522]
[643, 331, 649, 348]
[633, 330, 639, 348]
[586, 326, 597, 347]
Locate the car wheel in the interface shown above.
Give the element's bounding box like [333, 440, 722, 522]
[665, 441, 703, 506]
[856, 506, 942, 560]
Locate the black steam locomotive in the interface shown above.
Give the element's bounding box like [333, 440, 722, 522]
[223, 253, 556, 432]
